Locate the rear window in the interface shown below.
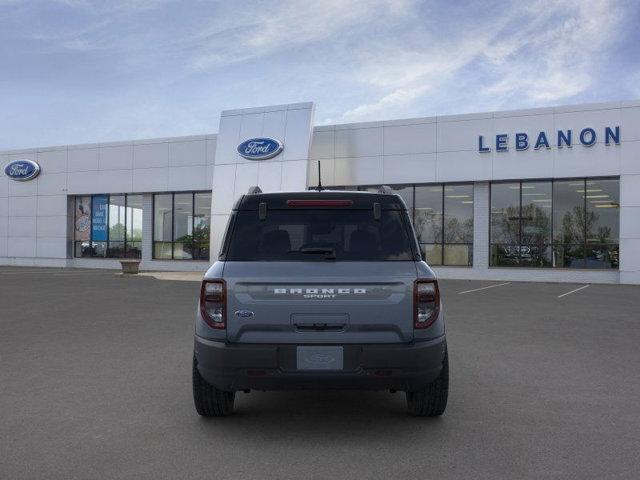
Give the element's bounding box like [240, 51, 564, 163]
[225, 210, 416, 261]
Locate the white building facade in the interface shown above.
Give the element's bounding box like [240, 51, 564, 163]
[1, 100, 639, 284]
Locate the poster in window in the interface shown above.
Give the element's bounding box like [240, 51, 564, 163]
[92, 195, 108, 242]
[75, 196, 91, 241]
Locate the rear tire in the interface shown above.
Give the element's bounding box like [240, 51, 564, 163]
[192, 355, 235, 417]
[406, 349, 449, 417]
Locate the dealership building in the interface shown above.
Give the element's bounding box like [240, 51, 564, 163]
[1, 100, 639, 284]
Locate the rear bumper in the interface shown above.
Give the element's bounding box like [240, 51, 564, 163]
[194, 335, 447, 392]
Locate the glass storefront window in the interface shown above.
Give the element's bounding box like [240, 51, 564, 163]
[350, 183, 473, 266]
[74, 196, 92, 257]
[490, 182, 520, 267]
[173, 193, 193, 259]
[193, 192, 212, 260]
[108, 195, 126, 258]
[153, 194, 172, 259]
[585, 178, 619, 269]
[126, 195, 143, 258]
[152, 191, 212, 261]
[415, 185, 443, 265]
[491, 178, 619, 269]
[553, 180, 586, 268]
[520, 181, 552, 267]
[414, 185, 443, 243]
[73, 193, 143, 259]
[356, 184, 413, 209]
[444, 184, 474, 266]
[553, 180, 585, 246]
[490, 182, 520, 240]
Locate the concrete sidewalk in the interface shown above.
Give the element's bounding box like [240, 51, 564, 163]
[137, 271, 203, 282]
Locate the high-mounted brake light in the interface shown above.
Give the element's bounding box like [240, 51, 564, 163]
[200, 279, 226, 329]
[414, 279, 440, 329]
[286, 199, 353, 207]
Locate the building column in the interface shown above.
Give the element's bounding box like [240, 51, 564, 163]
[209, 103, 315, 257]
[141, 193, 153, 262]
[473, 181, 490, 271]
[619, 174, 640, 284]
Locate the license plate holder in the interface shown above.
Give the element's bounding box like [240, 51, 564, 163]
[296, 346, 344, 371]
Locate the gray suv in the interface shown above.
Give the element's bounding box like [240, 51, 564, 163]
[193, 187, 448, 416]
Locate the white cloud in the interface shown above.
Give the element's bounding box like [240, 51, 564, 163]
[339, 85, 429, 121]
[334, 0, 626, 122]
[190, 0, 415, 69]
[337, 35, 492, 121]
[481, 0, 622, 105]
[0, 0, 634, 149]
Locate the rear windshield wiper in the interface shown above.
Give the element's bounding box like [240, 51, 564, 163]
[296, 247, 337, 260]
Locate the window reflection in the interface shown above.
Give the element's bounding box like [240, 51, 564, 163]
[152, 191, 212, 261]
[585, 178, 619, 268]
[444, 184, 473, 266]
[126, 195, 143, 258]
[553, 180, 586, 268]
[74, 196, 92, 257]
[108, 195, 126, 258]
[490, 183, 520, 267]
[553, 180, 585, 246]
[350, 183, 474, 266]
[153, 194, 172, 259]
[173, 193, 194, 259]
[521, 181, 552, 267]
[491, 178, 619, 269]
[586, 179, 619, 244]
[491, 183, 520, 245]
[193, 192, 212, 260]
[73, 193, 143, 259]
[414, 185, 443, 245]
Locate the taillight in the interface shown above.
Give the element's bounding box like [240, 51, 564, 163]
[200, 279, 226, 329]
[414, 279, 440, 329]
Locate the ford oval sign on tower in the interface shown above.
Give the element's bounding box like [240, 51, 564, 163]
[237, 137, 283, 160]
[4, 159, 41, 181]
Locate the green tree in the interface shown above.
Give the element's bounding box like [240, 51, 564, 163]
[109, 223, 125, 241]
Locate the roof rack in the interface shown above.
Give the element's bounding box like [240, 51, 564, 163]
[377, 185, 393, 195]
[247, 186, 262, 194]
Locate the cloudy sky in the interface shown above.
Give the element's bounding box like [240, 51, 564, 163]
[1, 0, 638, 150]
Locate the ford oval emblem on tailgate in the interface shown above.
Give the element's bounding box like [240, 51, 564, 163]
[235, 310, 254, 318]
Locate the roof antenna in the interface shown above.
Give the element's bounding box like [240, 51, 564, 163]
[316, 160, 324, 191]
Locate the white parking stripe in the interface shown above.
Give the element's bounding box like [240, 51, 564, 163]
[0, 269, 52, 273]
[52, 273, 114, 276]
[0, 270, 113, 276]
[458, 282, 511, 295]
[557, 284, 590, 298]
[0, 271, 61, 275]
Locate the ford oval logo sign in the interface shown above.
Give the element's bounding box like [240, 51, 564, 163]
[4, 159, 41, 182]
[234, 310, 255, 319]
[237, 137, 283, 160]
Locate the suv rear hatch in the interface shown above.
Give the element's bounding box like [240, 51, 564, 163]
[220, 193, 420, 344]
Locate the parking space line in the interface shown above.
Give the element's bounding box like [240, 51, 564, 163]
[0, 270, 114, 276]
[458, 282, 511, 295]
[0, 271, 61, 275]
[51, 273, 114, 276]
[557, 284, 590, 298]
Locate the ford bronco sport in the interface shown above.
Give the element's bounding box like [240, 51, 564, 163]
[193, 187, 448, 416]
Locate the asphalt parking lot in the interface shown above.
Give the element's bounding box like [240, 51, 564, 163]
[1, 267, 639, 480]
